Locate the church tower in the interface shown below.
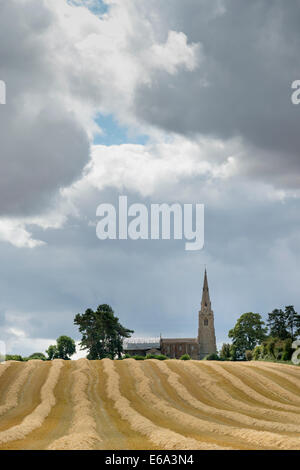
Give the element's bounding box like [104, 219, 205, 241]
[198, 269, 217, 359]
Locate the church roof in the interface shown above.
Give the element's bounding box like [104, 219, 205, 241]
[123, 338, 160, 350]
[161, 338, 198, 343]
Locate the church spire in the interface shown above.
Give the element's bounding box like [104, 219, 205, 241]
[201, 268, 211, 310]
[198, 268, 217, 359]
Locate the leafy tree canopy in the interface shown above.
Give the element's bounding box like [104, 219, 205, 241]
[219, 343, 231, 361]
[267, 308, 289, 340]
[267, 306, 300, 340]
[284, 305, 300, 340]
[46, 336, 76, 360]
[228, 312, 267, 360]
[74, 304, 133, 360]
[28, 352, 47, 361]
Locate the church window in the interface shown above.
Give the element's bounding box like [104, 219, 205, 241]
[204, 318, 208, 326]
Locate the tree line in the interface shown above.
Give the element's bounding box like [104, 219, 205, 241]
[217, 305, 300, 362]
[5, 303, 300, 363]
[5, 305, 133, 361]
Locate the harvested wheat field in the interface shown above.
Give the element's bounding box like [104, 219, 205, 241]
[0, 358, 300, 450]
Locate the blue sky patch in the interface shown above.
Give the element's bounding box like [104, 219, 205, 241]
[67, 1, 108, 16]
[94, 113, 149, 146]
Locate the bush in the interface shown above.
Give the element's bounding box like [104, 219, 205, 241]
[155, 354, 168, 360]
[123, 353, 132, 359]
[255, 337, 294, 362]
[219, 343, 231, 361]
[144, 354, 168, 360]
[145, 353, 160, 359]
[282, 338, 293, 361]
[245, 350, 253, 361]
[131, 355, 145, 360]
[203, 353, 220, 361]
[179, 354, 191, 360]
[252, 345, 261, 360]
[5, 355, 23, 361]
[266, 339, 276, 358]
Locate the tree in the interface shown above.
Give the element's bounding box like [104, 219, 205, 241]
[5, 355, 23, 361]
[228, 312, 267, 360]
[203, 353, 220, 361]
[219, 343, 231, 361]
[56, 336, 76, 360]
[28, 352, 47, 361]
[284, 305, 300, 340]
[74, 304, 134, 359]
[267, 306, 300, 341]
[46, 336, 76, 360]
[267, 309, 289, 340]
[46, 344, 58, 360]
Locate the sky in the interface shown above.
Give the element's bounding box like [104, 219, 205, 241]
[0, 0, 300, 357]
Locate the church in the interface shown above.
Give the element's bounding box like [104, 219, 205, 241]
[124, 269, 217, 360]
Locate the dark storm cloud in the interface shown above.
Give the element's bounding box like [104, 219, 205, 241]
[0, 0, 90, 215]
[134, 0, 300, 185]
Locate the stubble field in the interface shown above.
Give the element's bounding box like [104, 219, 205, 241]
[0, 358, 299, 450]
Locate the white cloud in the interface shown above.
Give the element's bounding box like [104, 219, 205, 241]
[0, 0, 203, 232]
[66, 136, 239, 201]
[146, 31, 201, 74]
[0, 219, 45, 248]
[43, 0, 202, 131]
[71, 341, 87, 360]
[4, 330, 55, 357]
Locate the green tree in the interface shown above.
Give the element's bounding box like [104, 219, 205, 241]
[203, 353, 220, 361]
[267, 309, 289, 340]
[180, 354, 191, 360]
[228, 312, 267, 360]
[74, 304, 134, 359]
[46, 344, 58, 360]
[219, 343, 231, 361]
[245, 350, 253, 361]
[56, 336, 76, 360]
[28, 352, 47, 361]
[284, 305, 300, 340]
[5, 355, 23, 361]
[46, 336, 76, 360]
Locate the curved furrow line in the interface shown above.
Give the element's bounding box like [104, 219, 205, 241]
[168, 361, 300, 433]
[127, 360, 245, 449]
[250, 362, 300, 376]
[0, 361, 38, 417]
[3, 361, 75, 450]
[48, 359, 100, 450]
[0, 359, 63, 445]
[117, 360, 233, 447]
[246, 363, 300, 393]
[87, 361, 129, 450]
[0, 361, 11, 381]
[180, 361, 300, 425]
[227, 363, 300, 407]
[97, 361, 157, 450]
[0, 362, 14, 404]
[0, 362, 52, 437]
[203, 362, 300, 413]
[103, 359, 229, 450]
[153, 360, 300, 449]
